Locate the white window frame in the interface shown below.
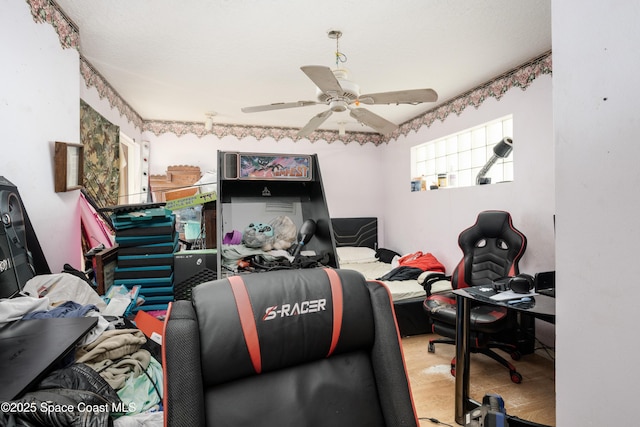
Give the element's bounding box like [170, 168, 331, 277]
[119, 132, 144, 204]
[411, 115, 513, 190]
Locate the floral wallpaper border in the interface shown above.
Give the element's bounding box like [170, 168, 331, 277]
[79, 58, 144, 130]
[142, 121, 384, 146]
[27, 0, 79, 49]
[27, 0, 552, 147]
[396, 51, 552, 138]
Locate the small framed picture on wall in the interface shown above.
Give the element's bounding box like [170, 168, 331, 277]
[54, 141, 84, 192]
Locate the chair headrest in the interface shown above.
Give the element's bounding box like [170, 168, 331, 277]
[471, 211, 515, 238]
[453, 210, 527, 287]
[459, 211, 526, 247]
[191, 268, 375, 386]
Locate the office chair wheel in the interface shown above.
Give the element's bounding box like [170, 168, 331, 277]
[510, 370, 523, 384]
[428, 342, 435, 353]
[510, 351, 522, 361]
[448, 355, 460, 377]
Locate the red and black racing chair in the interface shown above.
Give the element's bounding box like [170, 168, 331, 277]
[163, 268, 419, 427]
[423, 210, 527, 383]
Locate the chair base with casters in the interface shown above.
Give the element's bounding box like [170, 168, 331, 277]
[425, 295, 523, 383]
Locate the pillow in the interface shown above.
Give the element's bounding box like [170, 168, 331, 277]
[375, 248, 402, 264]
[336, 246, 378, 264]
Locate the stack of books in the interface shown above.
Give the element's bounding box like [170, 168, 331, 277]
[111, 207, 178, 312]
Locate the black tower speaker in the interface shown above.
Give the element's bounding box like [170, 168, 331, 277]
[0, 177, 50, 298]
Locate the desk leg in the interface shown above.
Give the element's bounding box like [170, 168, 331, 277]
[455, 293, 472, 425]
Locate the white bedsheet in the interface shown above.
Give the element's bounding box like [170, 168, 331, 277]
[339, 261, 451, 302]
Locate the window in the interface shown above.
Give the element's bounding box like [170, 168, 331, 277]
[411, 115, 513, 190]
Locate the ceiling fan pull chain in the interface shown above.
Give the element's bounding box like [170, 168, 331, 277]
[335, 50, 347, 67]
[329, 29, 347, 68]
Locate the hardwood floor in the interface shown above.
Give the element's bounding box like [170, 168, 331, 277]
[401, 333, 556, 427]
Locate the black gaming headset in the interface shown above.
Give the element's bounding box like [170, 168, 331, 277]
[507, 273, 535, 294]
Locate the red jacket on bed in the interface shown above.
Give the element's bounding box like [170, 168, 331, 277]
[398, 251, 445, 272]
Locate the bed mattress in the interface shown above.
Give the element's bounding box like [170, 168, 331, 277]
[339, 261, 425, 302]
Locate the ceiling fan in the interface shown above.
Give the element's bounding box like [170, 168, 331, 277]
[241, 30, 438, 137]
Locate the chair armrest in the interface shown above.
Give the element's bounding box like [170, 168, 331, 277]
[366, 281, 419, 427]
[419, 272, 451, 296]
[163, 301, 206, 427]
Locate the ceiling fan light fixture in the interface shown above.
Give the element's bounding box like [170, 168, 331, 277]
[329, 99, 348, 112]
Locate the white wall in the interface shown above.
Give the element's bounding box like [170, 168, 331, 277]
[144, 132, 385, 231]
[381, 75, 555, 274]
[554, 2, 640, 425]
[1, 1, 81, 273]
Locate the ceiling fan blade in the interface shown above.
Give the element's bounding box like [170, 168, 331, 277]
[297, 110, 333, 138]
[301, 65, 343, 96]
[358, 88, 438, 105]
[241, 100, 319, 113]
[350, 108, 398, 135]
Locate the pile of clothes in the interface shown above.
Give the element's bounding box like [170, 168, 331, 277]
[377, 251, 446, 281]
[0, 273, 164, 427]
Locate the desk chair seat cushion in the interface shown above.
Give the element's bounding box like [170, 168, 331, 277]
[163, 268, 419, 427]
[424, 294, 509, 334]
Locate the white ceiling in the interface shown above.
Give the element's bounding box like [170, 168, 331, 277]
[55, 0, 551, 135]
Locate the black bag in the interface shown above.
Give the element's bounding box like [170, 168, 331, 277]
[246, 252, 330, 272]
[375, 247, 402, 264]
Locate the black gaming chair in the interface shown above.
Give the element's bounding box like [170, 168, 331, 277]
[163, 268, 419, 427]
[423, 210, 527, 383]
